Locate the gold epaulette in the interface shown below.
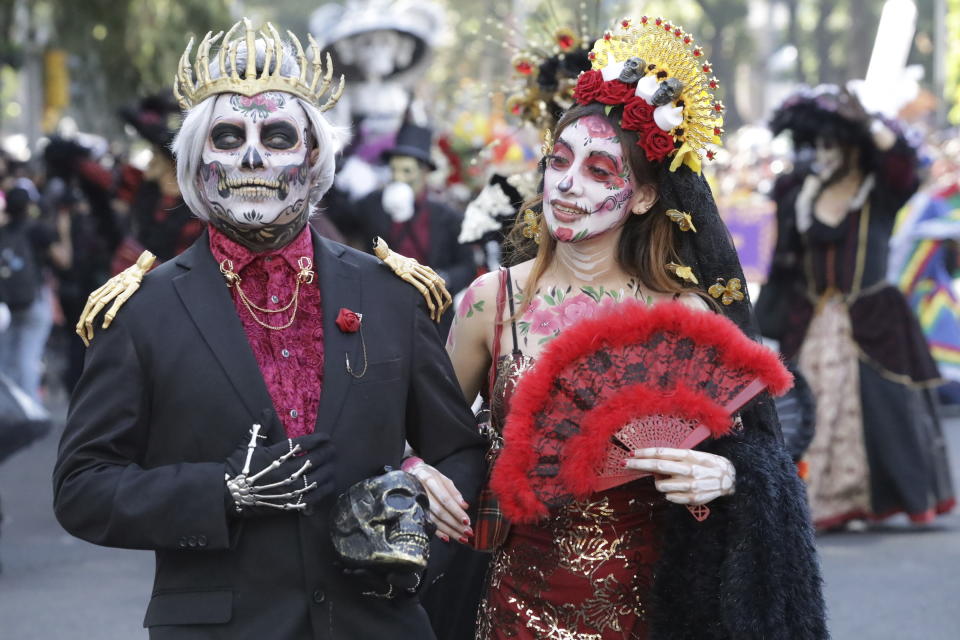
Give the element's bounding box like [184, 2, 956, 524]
[76, 240, 453, 345]
[76, 251, 156, 346]
[372, 237, 452, 323]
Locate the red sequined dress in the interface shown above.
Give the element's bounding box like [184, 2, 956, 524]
[476, 268, 667, 640]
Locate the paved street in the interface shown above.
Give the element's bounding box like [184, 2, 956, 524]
[1, 394, 958, 639]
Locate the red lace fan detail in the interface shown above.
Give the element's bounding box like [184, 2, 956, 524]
[490, 300, 792, 523]
[597, 415, 711, 491]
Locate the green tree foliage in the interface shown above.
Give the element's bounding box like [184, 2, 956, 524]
[58, 0, 232, 133]
[0, 0, 232, 135]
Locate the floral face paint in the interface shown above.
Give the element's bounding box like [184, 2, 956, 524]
[198, 91, 313, 251]
[542, 114, 636, 243]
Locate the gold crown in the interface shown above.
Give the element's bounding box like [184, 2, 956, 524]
[173, 18, 345, 112]
[589, 17, 723, 173]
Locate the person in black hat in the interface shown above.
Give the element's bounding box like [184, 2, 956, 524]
[350, 122, 474, 335]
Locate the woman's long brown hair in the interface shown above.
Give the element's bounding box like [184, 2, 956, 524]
[505, 102, 697, 315]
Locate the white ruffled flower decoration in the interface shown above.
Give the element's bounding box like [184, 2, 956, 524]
[458, 182, 513, 243]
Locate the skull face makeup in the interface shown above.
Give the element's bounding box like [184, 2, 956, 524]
[389, 156, 427, 195]
[331, 470, 433, 573]
[198, 91, 315, 251]
[543, 114, 637, 244]
[813, 138, 844, 180]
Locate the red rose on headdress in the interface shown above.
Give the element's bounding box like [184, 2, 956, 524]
[595, 80, 635, 105]
[574, 70, 604, 105]
[336, 308, 362, 333]
[621, 97, 655, 133]
[641, 127, 677, 163]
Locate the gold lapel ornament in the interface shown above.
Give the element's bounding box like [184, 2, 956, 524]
[218, 256, 315, 330]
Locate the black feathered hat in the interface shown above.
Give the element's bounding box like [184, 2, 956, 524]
[770, 85, 873, 152]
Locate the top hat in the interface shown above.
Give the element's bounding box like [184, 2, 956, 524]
[382, 123, 436, 170]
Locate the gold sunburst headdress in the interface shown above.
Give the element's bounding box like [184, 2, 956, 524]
[573, 17, 723, 174]
[173, 18, 345, 112]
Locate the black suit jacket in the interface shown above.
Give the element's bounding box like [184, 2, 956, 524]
[353, 192, 476, 296]
[53, 229, 486, 639]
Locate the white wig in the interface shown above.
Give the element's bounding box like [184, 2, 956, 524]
[171, 37, 344, 222]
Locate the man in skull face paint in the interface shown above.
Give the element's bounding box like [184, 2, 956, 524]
[53, 20, 485, 640]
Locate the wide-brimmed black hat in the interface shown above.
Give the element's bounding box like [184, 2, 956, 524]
[382, 123, 436, 170]
[770, 84, 872, 151]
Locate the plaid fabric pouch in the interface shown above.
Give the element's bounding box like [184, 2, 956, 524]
[470, 267, 515, 552]
[471, 408, 511, 552]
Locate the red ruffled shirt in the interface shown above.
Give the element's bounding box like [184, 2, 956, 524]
[387, 197, 431, 264]
[208, 226, 324, 438]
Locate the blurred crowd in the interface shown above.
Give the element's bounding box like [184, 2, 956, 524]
[0, 94, 205, 400]
[0, 93, 959, 410]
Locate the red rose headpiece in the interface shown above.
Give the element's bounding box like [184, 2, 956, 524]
[571, 17, 724, 174]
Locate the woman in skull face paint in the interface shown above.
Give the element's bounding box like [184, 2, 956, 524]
[414, 98, 825, 640]
[409, 17, 826, 640]
[448, 103, 739, 640]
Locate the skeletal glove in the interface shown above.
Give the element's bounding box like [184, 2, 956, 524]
[373, 237, 452, 323]
[625, 447, 736, 506]
[224, 412, 335, 518]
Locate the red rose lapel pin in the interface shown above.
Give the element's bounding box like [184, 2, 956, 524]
[337, 308, 367, 378]
[336, 308, 362, 333]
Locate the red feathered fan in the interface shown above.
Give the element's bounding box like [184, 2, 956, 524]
[489, 300, 792, 524]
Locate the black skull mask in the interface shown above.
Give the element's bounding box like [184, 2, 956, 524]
[331, 470, 433, 572]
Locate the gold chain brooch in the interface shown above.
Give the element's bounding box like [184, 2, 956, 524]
[220, 256, 315, 331]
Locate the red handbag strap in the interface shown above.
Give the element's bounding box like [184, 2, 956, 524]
[485, 267, 510, 399]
